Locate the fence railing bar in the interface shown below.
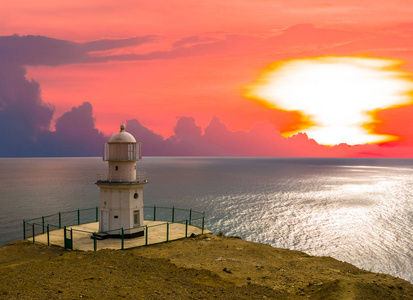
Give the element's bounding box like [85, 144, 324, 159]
[70, 228, 95, 234]
[24, 217, 43, 223]
[60, 209, 80, 215]
[78, 207, 96, 212]
[42, 213, 59, 218]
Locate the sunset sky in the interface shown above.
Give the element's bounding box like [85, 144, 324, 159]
[2, 1, 413, 157]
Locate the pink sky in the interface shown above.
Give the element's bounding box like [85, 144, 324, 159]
[2, 1, 413, 157]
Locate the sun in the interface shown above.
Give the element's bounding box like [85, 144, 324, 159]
[245, 56, 413, 145]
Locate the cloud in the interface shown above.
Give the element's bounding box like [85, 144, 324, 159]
[36, 102, 109, 157]
[0, 34, 156, 66]
[0, 33, 231, 67]
[0, 34, 113, 157]
[124, 115, 403, 158]
[0, 93, 410, 157]
[125, 119, 165, 156]
[0, 33, 157, 157]
[3, 22, 413, 68]
[172, 35, 201, 48]
[0, 35, 87, 66]
[173, 117, 202, 140]
[82, 35, 156, 52]
[89, 38, 228, 63]
[0, 25, 390, 68]
[1, 29, 413, 158]
[368, 106, 413, 145]
[0, 65, 54, 157]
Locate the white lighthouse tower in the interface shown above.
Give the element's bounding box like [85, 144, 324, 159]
[96, 124, 147, 238]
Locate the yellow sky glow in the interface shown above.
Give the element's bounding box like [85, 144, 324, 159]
[245, 56, 413, 145]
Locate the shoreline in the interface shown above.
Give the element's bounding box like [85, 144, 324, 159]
[0, 234, 412, 299]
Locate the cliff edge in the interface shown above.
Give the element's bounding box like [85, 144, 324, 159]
[0, 234, 412, 299]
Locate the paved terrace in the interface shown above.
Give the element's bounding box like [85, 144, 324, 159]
[29, 221, 211, 251]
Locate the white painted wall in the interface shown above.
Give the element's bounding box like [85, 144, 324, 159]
[98, 185, 145, 234]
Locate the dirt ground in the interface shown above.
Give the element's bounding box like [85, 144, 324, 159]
[0, 234, 412, 299]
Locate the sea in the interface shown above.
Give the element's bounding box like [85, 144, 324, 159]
[0, 157, 412, 283]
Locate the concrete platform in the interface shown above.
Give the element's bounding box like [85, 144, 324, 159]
[30, 220, 211, 251]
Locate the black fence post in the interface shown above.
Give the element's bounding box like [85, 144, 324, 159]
[23, 220, 26, 240]
[153, 205, 156, 221]
[185, 219, 188, 238]
[93, 232, 97, 252]
[172, 206, 175, 223]
[77, 209, 80, 225]
[70, 229, 73, 250]
[202, 213, 205, 235]
[189, 209, 192, 225]
[121, 228, 124, 250]
[145, 226, 148, 246]
[47, 224, 50, 246]
[32, 224, 35, 244]
[59, 212, 61, 229]
[42, 216, 45, 234]
[95, 206, 99, 222]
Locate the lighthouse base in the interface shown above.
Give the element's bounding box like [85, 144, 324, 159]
[92, 230, 145, 240]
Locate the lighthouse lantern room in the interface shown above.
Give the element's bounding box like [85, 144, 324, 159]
[96, 124, 147, 238]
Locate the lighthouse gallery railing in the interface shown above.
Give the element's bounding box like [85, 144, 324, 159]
[96, 172, 147, 183]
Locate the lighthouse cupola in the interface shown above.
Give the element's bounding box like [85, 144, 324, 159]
[96, 124, 147, 238]
[103, 124, 142, 182]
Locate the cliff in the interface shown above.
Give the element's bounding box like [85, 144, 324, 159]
[0, 234, 412, 299]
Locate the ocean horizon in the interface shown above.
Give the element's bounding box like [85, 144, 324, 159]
[0, 157, 412, 283]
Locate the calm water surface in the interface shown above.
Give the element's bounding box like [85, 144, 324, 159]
[0, 157, 412, 283]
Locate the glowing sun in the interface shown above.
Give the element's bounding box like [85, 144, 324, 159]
[245, 56, 413, 145]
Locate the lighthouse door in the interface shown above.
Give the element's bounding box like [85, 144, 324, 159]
[102, 211, 109, 232]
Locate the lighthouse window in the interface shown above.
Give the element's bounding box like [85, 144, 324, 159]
[133, 210, 140, 225]
[128, 144, 136, 160]
[134, 193, 139, 199]
[115, 166, 118, 171]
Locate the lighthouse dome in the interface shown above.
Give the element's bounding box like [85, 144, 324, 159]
[108, 124, 136, 143]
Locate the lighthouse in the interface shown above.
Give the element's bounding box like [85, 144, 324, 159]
[96, 124, 147, 238]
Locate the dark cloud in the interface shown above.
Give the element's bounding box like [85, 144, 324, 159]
[0, 33, 231, 68]
[89, 38, 227, 63]
[37, 102, 108, 157]
[173, 117, 202, 140]
[0, 33, 156, 157]
[124, 116, 390, 157]
[0, 34, 156, 66]
[125, 119, 165, 156]
[82, 35, 156, 52]
[0, 33, 226, 157]
[0, 35, 87, 66]
[165, 117, 209, 156]
[0, 65, 54, 157]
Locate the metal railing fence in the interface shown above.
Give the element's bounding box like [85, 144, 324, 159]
[23, 206, 205, 251]
[96, 172, 147, 183]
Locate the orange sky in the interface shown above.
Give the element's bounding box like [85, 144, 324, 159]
[2, 1, 413, 157]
